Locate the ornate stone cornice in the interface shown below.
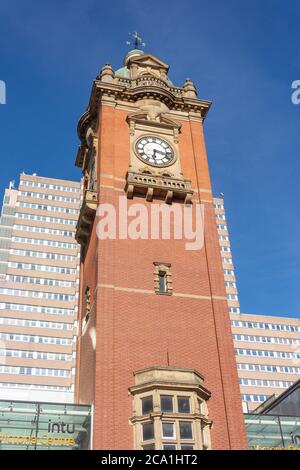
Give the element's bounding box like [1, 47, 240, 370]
[129, 380, 211, 402]
[76, 74, 211, 162]
[129, 412, 212, 427]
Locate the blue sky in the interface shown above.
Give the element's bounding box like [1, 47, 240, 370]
[0, 0, 299, 318]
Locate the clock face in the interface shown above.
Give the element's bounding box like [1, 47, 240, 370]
[135, 136, 175, 167]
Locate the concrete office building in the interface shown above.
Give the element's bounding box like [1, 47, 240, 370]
[0, 173, 82, 403]
[232, 313, 300, 412]
[213, 196, 240, 315]
[213, 198, 300, 412]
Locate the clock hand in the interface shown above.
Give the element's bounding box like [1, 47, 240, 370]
[152, 149, 165, 157]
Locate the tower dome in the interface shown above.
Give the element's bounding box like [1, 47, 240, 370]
[123, 48, 144, 66]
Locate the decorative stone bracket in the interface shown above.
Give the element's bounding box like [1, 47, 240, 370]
[125, 171, 193, 204]
[75, 190, 98, 248]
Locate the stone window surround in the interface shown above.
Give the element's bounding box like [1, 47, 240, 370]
[129, 367, 212, 450]
[153, 262, 172, 295]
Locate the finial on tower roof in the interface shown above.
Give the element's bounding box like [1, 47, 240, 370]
[126, 31, 146, 50]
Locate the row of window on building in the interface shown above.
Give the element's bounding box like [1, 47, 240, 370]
[0, 348, 73, 361]
[12, 236, 77, 249]
[0, 317, 74, 330]
[221, 246, 231, 252]
[232, 319, 300, 332]
[20, 191, 80, 203]
[237, 362, 300, 374]
[224, 269, 235, 276]
[225, 281, 236, 288]
[222, 257, 233, 264]
[0, 287, 74, 302]
[10, 248, 77, 261]
[239, 378, 294, 388]
[219, 235, 229, 242]
[0, 302, 74, 316]
[0, 382, 71, 391]
[229, 307, 240, 314]
[241, 394, 269, 403]
[235, 348, 300, 360]
[0, 332, 74, 345]
[19, 179, 81, 193]
[0, 365, 71, 377]
[15, 213, 77, 226]
[233, 334, 300, 345]
[6, 274, 75, 288]
[141, 395, 192, 415]
[227, 294, 239, 300]
[17, 202, 78, 215]
[9, 261, 77, 275]
[14, 224, 75, 237]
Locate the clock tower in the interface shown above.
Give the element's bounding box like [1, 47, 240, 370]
[74, 43, 247, 450]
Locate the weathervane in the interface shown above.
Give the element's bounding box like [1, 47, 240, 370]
[126, 32, 146, 49]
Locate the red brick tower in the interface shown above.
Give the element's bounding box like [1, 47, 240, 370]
[74, 46, 247, 450]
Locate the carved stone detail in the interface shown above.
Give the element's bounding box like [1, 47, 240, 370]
[75, 63, 211, 163]
[182, 78, 197, 98]
[125, 171, 193, 205]
[76, 120, 98, 170]
[126, 106, 181, 138]
[98, 64, 114, 83]
[75, 190, 98, 248]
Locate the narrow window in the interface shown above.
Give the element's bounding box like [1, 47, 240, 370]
[82, 287, 91, 334]
[153, 262, 172, 295]
[89, 158, 96, 191]
[158, 271, 167, 293]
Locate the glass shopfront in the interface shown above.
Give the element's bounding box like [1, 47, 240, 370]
[245, 414, 300, 450]
[1, 399, 299, 450]
[0, 400, 91, 450]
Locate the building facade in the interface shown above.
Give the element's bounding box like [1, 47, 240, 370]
[0, 174, 81, 403]
[74, 48, 247, 450]
[213, 196, 240, 315]
[213, 197, 300, 412]
[231, 313, 300, 412]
